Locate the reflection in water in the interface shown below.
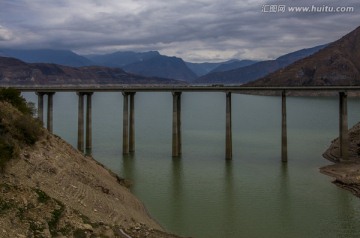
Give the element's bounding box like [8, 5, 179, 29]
[171, 158, 184, 230]
[336, 187, 360, 237]
[278, 163, 291, 231]
[223, 160, 236, 237]
[122, 154, 135, 182]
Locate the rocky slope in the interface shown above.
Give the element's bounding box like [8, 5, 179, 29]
[0, 101, 185, 238]
[248, 26, 360, 86]
[321, 122, 360, 198]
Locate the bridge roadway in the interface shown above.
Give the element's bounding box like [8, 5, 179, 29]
[10, 85, 360, 92]
[7, 84, 360, 161]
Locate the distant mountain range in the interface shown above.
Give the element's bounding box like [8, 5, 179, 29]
[0, 57, 182, 85]
[2, 35, 351, 86]
[0, 49, 93, 67]
[247, 26, 360, 86]
[0, 47, 327, 84]
[195, 44, 327, 84]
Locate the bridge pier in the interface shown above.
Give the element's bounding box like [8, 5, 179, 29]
[339, 92, 349, 160]
[123, 93, 129, 155]
[130, 92, 136, 153]
[282, 91, 288, 163]
[77, 93, 85, 152]
[172, 92, 182, 157]
[36, 92, 55, 132]
[85, 93, 93, 155]
[122, 92, 136, 155]
[226, 92, 232, 160]
[46, 92, 55, 133]
[36, 92, 45, 123]
[77, 92, 93, 155]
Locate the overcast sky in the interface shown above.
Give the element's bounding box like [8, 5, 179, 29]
[0, 0, 359, 62]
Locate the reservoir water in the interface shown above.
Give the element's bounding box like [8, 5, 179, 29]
[23, 92, 360, 238]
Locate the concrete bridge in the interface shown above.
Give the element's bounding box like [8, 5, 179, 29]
[9, 85, 360, 161]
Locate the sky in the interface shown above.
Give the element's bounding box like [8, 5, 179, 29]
[0, 0, 359, 62]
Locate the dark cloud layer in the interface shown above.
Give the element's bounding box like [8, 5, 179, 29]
[0, 0, 359, 62]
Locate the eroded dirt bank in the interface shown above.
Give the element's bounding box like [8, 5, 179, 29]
[321, 122, 360, 198]
[0, 100, 186, 238]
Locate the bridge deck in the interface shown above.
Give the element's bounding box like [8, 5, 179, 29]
[3, 85, 360, 92]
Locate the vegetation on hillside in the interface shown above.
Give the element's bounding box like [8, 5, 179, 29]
[0, 88, 43, 172]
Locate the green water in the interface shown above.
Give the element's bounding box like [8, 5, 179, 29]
[23, 92, 360, 238]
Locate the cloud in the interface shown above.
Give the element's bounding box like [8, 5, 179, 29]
[0, 0, 360, 62]
[0, 25, 14, 41]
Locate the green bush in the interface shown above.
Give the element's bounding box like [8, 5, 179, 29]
[0, 139, 16, 173]
[0, 87, 43, 172]
[14, 115, 43, 145]
[0, 88, 33, 115]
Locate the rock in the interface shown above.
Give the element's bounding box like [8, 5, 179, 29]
[83, 224, 93, 231]
[103, 228, 114, 237]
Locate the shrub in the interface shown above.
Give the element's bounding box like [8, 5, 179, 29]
[0, 88, 33, 115]
[14, 115, 43, 145]
[0, 139, 16, 173]
[0, 88, 43, 172]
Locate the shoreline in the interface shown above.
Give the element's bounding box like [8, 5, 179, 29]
[321, 121, 360, 198]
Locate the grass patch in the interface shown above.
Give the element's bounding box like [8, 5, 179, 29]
[0, 199, 13, 214]
[34, 189, 50, 204]
[48, 201, 65, 236]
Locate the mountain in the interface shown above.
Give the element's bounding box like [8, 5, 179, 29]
[0, 56, 183, 85]
[85, 51, 160, 68]
[0, 49, 93, 67]
[210, 60, 258, 73]
[247, 26, 360, 86]
[185, 62, 224, 76]
[123, 55, 197, 81]
[195, 44, 327, 84]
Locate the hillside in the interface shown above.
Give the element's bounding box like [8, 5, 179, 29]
[0, 92, 184, 238]
[0, 56, 182, 85]
[185, 61, 223, 77]
[248, 26, 360, 86]
[195, 44, 326, 84]
[123, 55, 197, 82]
[0, 49, 93, 67]
[210, 60, 258, 73]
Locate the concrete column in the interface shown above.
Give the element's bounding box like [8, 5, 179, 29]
[77, 92, 84, 153]
[172, 92, 181, 157]
[339, 92, 349, 160]
[47, 92, 55, 133]
[226, 92, 232, 160]
[281, 91, 288, 163]
[177, 92, 182, 155]
[123, 92, 129, 155]
[85, 93, 93, 155]
[36, 92, 44, 123]
[129, 92, 136, 153]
